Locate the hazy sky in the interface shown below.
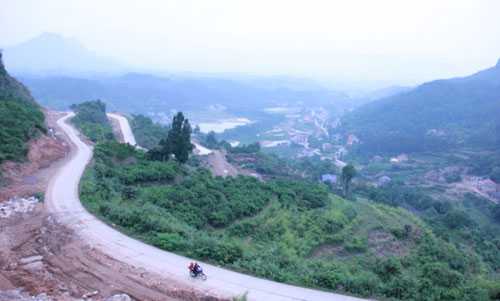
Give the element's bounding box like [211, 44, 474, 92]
[1, 0, 500, 86]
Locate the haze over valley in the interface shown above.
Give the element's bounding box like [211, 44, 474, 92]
[1, 1, 500, 301]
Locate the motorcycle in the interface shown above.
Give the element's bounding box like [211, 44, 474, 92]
[190, 269, 208, 281]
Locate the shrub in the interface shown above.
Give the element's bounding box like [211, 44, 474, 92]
[0, 99, 45, 163]
[152, 233, 188, 251]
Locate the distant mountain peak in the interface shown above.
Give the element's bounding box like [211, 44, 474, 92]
[496, 57, 500, 67]
[37, 32, 68, 41]
[4, 33, 126, 75]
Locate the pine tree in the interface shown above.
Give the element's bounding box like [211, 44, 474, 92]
[341, 164, 357, 198]
[147, 112, 193, 163]
[177, 116, 193, 163]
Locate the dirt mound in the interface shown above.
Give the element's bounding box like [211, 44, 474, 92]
[0, 111, 69, 201]
[1, 111, 231, 301]
[0, 205, 230, 301]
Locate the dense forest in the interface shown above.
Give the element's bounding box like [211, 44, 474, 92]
[70, 99, 114, 143]
[341, 60, 500, 155]
[79, 140, 500, 300]
[0, 52, 45, 164]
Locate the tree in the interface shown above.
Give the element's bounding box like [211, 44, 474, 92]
[176, 115, 193, 163]
[205, 131, 218, 149]
[341, 164, 357, 198]
[443, 209, 474, 229]
[493, 205, 500, 223]
[193, 125, 201, 134]
[490, 167, 500, 183]
[148, 112, 193, 163]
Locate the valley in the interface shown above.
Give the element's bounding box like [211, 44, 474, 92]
[2, 6, 500, 300]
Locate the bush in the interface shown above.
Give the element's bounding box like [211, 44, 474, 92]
[345, 237, 367, 253]
[79, 140, 494, 300]
[33, 191, 45, 202]
[345, 272, 379, 297]
[70, 100, 114, 143]
[130, 114, 167, 149]
[152, 233, 188, 251]
[375, 257, 401, 280]
[0, 99, 45, 163]
[229, 142, 260, 154]
[493, 205, 500, 223]
[443, 210, 474, 229]
[422, 263, 464, 288]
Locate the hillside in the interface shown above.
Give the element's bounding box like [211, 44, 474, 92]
[0, 52, 45, 163]
[79, 140, 498, 300]
[18, 73, 350, 116]
[129, 114, 168, 149]
[341, 59, 500, 155]
[70, 100, 114, 143]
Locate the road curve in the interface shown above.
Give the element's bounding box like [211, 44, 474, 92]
[107, 113, 212, 156]
[45, 112, 367, 301]
[107, 113, 137, 146]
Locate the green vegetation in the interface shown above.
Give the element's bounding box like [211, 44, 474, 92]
[0, 99, 45, 163]
[227, 148, 338, 182]
[129, 114, 167, 149]
[466, 151, 500, 182]
[70, 100, 114, 143]
[341, 61, 500, 155]
[357, 183, 500, 275]
[80, 140, 498, 300]
[0, 54, 45, 164]
[341, 164, 357, 198]
[202, 131, 218, 149]
[228, 142, 261, 154]
[196, 130, 231, 150]
[148, 112, 193, 163]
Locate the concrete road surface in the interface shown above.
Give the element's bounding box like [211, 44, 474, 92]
[107, 113, 137, 146]
[45, 112, 367, 301]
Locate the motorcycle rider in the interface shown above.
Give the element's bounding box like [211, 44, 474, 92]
[188, 261, 203, 276]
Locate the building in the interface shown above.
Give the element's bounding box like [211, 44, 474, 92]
[321, 174, 337, 184]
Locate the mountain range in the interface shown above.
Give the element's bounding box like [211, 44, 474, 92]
[341, 59, 500, 155]
[19, 72, 351, 116]
[3, 33, 126, 75]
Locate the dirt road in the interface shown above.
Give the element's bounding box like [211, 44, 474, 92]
[206, 150, 239, 177]
[45, 113, 366, 301]
[192, 142, 213, 155]
[2, 111, 216, 301]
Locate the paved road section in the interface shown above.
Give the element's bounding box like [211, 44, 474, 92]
[107, 113, 137, 146]
[45, 112, 368, 301]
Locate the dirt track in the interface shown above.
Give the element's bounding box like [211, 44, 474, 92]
[0, 204, 211, 301]
[205, 150, 239, 177]
[1, 112, 229, 301]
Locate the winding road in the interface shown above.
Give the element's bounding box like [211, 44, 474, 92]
[107, 112, 138, 146]
[45, 112, 366, 301]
